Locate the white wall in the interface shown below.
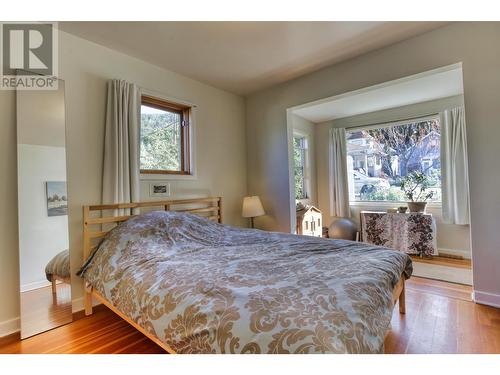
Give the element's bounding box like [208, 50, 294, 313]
[0, 89, 20, 334]
[314, 95, 471, 258]
[246, 22, 500, 306]
[17, 89, 66, 147]
[0, 29, 247, 333]
[18, 144, 69, 291]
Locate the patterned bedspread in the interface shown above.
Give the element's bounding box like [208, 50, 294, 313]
[79, 211, 412, 354]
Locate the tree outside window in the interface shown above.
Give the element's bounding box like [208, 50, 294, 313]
[293, 136, 308, 200]
[346, 118, 441, 202]
[139, 95, 191, 175]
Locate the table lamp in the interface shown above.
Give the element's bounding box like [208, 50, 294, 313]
[242, 195, 265, 228]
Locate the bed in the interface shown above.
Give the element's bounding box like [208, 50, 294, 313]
[79, 197, 411, 354]
[45, 249, 71, 296]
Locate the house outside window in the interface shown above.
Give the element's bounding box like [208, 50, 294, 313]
[346, 117, 441, 202]
[293, 135, 308, 200]
[140, 95, 192, 175]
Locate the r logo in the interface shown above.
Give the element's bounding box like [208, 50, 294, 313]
[1, 23, 54, 75]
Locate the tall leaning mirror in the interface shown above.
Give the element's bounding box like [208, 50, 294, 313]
[17, 78, 72, 338]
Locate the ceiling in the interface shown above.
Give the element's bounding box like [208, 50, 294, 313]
[292, 65, 464, 123]
[59, 22, 447, 96]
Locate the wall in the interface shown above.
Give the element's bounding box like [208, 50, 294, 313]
[0, 30, 247, 334]
[314, 95, 471, 258]
[18, 144, 69, 291]
[0, 88, 19, 335]
[246, 22, 500, 306]
[17, 89, 66, 147]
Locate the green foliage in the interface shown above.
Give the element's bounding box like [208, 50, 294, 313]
[400, 171, 434, 202]
[294, 168, 305, 200]
[360, 186, 406, 202]
[140, 112, 181, 171]
[427, 169, 441, 187]
[293, 137, 306, 199]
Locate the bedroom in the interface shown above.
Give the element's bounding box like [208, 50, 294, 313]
[1, 1, 500, 372]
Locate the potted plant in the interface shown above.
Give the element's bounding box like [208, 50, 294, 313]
[400, 171, 434, 213]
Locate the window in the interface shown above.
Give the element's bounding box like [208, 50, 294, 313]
[293, 135, 308, 200]
[140, 95, 191, 175]
[346, 117, 441, 202]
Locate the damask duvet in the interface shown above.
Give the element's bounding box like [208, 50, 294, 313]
[79, 211, 412, 354]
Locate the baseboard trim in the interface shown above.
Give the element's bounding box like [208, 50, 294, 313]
[72, 296, 100, 314]
[438, 247, 471, 260]
[73, 303, 106, 321]
[0, 317, 20, 338]
[20, 280, 52, 293]
[0, 331, 20, 346]
[72, 297, 85, 313]
[473, 290, 500, 308]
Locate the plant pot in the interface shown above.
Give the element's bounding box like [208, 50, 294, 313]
[407, 202, 427, 213]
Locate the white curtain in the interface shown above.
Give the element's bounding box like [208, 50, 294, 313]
[329, 127, 350, 218]
[102, 79, 140, 211]
[440, 106, 470, 225]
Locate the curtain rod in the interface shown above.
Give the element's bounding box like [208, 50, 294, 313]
[342, 112, 440, 132]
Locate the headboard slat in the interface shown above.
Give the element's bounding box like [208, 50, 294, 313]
[86, 215, 136, 225]
[82, 197, 222, 263]
[88, 197, 220, 211]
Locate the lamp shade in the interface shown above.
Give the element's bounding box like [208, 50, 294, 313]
[242, 196, 265, 218]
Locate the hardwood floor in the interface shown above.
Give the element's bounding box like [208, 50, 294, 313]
[401, 276, 472, 301]
[1, 277, 499, 354]
[0, 304, 163, 354]
[386, 278, 500, 353]
[20, 283, 72, 338]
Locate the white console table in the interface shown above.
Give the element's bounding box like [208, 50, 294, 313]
[360, 211, 438, 257]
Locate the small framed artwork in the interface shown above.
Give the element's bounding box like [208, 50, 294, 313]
[46, 181, 68, 216]
[149, 182, 170, 197]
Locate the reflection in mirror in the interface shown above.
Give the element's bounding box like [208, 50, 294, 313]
[17, 80, 72, 338]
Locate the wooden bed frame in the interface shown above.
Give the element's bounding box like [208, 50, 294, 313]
[82, 196, 405, 354]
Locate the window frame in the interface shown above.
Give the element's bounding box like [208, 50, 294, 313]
[139, 94, 192, 175]
[345, 114, 442, 205]
[293, 133, 309, 201]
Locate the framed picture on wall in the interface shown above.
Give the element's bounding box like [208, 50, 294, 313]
[149, 182, 170, 197]
[46, 181, 68, 216]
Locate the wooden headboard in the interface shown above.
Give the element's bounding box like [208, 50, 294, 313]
[82, 197, 222, 262]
